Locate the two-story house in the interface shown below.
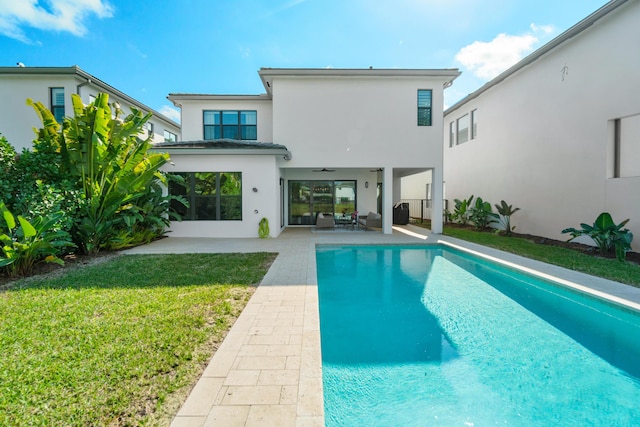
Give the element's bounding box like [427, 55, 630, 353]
[161, 67, 459, 238]
[444, 0, 640, 244]
[0, 65, 181, 151]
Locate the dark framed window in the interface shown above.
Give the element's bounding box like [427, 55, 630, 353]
[50, 87, 65, 123]
[456, 114, 469, 144]
[169, 172, 242, 221]
[288, 180, 356, 225]
[417, 89, 432, 126]
[204, 110, 257, 140]
[164, 130, 177, 142]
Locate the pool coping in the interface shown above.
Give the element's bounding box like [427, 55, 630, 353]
[123, 225, 640, 426]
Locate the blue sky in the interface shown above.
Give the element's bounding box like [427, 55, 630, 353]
[0, 0, 608, 123]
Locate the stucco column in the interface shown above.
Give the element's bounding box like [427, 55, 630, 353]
[431, 166, 443, 234]
[383, 167, 394, 234]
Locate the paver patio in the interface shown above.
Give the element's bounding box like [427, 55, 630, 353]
[123, 225, 640, 427]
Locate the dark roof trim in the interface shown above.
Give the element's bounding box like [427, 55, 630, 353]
[0, 65, 180, 129]
[445, 0, 630, 115]
[153, 139, 292, 160]
[258, 67, 461, 94]
[168, 94, 271, 101]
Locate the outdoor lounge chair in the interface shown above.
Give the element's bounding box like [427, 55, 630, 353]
[358, 211, 382, 230]
[315, 212, 335, 229]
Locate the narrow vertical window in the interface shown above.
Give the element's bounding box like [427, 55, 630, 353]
[50, 87, 65, 123]
[617, 114, 640, 178]
[449, 121, 455, 147]
[456, 114, 469, 144]
[417, 89, 432, 126]
[471, 109, 478, 139]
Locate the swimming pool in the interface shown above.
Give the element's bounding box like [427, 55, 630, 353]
[316, 244, 640, 426]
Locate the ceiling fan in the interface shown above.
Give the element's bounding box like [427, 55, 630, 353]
[312, 168, 336, 172]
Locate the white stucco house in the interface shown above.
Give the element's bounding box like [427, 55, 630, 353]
[0, 66, 181, 151]
[160, 67, 460, 238]
[444, 0, 640, 245]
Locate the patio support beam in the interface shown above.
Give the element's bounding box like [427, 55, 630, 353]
[382, 167, 394, 234]
[431, 166, 443, 234]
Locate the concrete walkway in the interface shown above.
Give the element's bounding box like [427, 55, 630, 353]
[123, 226, 640, 427]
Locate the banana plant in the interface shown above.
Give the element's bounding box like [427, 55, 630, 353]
[495, 200, 520, 236]
[0, 201, 75, 277]
[28, 93, 170, 254]
[562, 212, 633, 261]
[452, 195, 474, 225]
[470, 197, 499, 230]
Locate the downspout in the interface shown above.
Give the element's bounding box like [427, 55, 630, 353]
[76, 78, 92, 95]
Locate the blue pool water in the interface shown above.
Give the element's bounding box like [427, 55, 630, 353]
[316, 245, 640, 426]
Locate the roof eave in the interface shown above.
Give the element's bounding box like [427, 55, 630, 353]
[445, 0, 630, 115]
[0, 65, 180, 129]
[153, 147, 292, 160]
[258, 67, 461, 94]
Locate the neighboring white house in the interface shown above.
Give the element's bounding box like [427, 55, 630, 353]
[444, 0, 640, 245]
[0, 66, 181, 151]
[162, 68, 460, 238]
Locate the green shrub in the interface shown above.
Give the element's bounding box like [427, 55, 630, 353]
[469, 196, 498, 230]
[562, 212, 633, 262]
[0, 201, 75, 277]
[495, 200, 520, 236]
[451, 195, 474, 225]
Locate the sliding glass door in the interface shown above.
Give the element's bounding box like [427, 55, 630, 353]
[288, 180, 356, 225]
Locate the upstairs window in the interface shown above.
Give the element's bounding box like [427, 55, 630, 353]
[457, 114, 469, 144]
[449, 121, 455, 147]
[164, 130, 177, 142]
[471, 109, 478, 139]
[204, 110, 257, 140]
[50, 87, 65, 123]
[417, 89, 432, 126]
[145, 122, 154, 138]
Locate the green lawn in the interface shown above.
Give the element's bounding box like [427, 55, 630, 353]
[417, 224, 640, 287]
[0, 253, 276, 426]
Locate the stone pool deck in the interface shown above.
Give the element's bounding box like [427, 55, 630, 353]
[123, 225, 640, 427]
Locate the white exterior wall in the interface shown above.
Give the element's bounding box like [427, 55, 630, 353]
[0, 75, 76, 151]
[162, 153, 282, 238]
[270, 75, 448, 231]
[178, 98, 273, 142]
[0, 71, 180, 151]
[444, 0, 640, 244]
[271, 76, 445, 168]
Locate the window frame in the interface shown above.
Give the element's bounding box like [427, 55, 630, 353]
[50, 87, 65, 123]
[470, 109, 478, 139]
[456, 114, 469, 145]
[203, 110, 257, 141]
[169, 172, 242, 221]
[417, 89, 433, 126]
[449, 121, 455, 147]
[164, 130, 177, 142]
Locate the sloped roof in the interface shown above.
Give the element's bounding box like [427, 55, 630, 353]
[445, 0, 630, 114]
[153, 139, 292, 159]
[0, 65, 180, 129]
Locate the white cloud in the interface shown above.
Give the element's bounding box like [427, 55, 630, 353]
[0, 0, 113, 43]
[159, 105, 181, 124]
[455, 23, 555, 81]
